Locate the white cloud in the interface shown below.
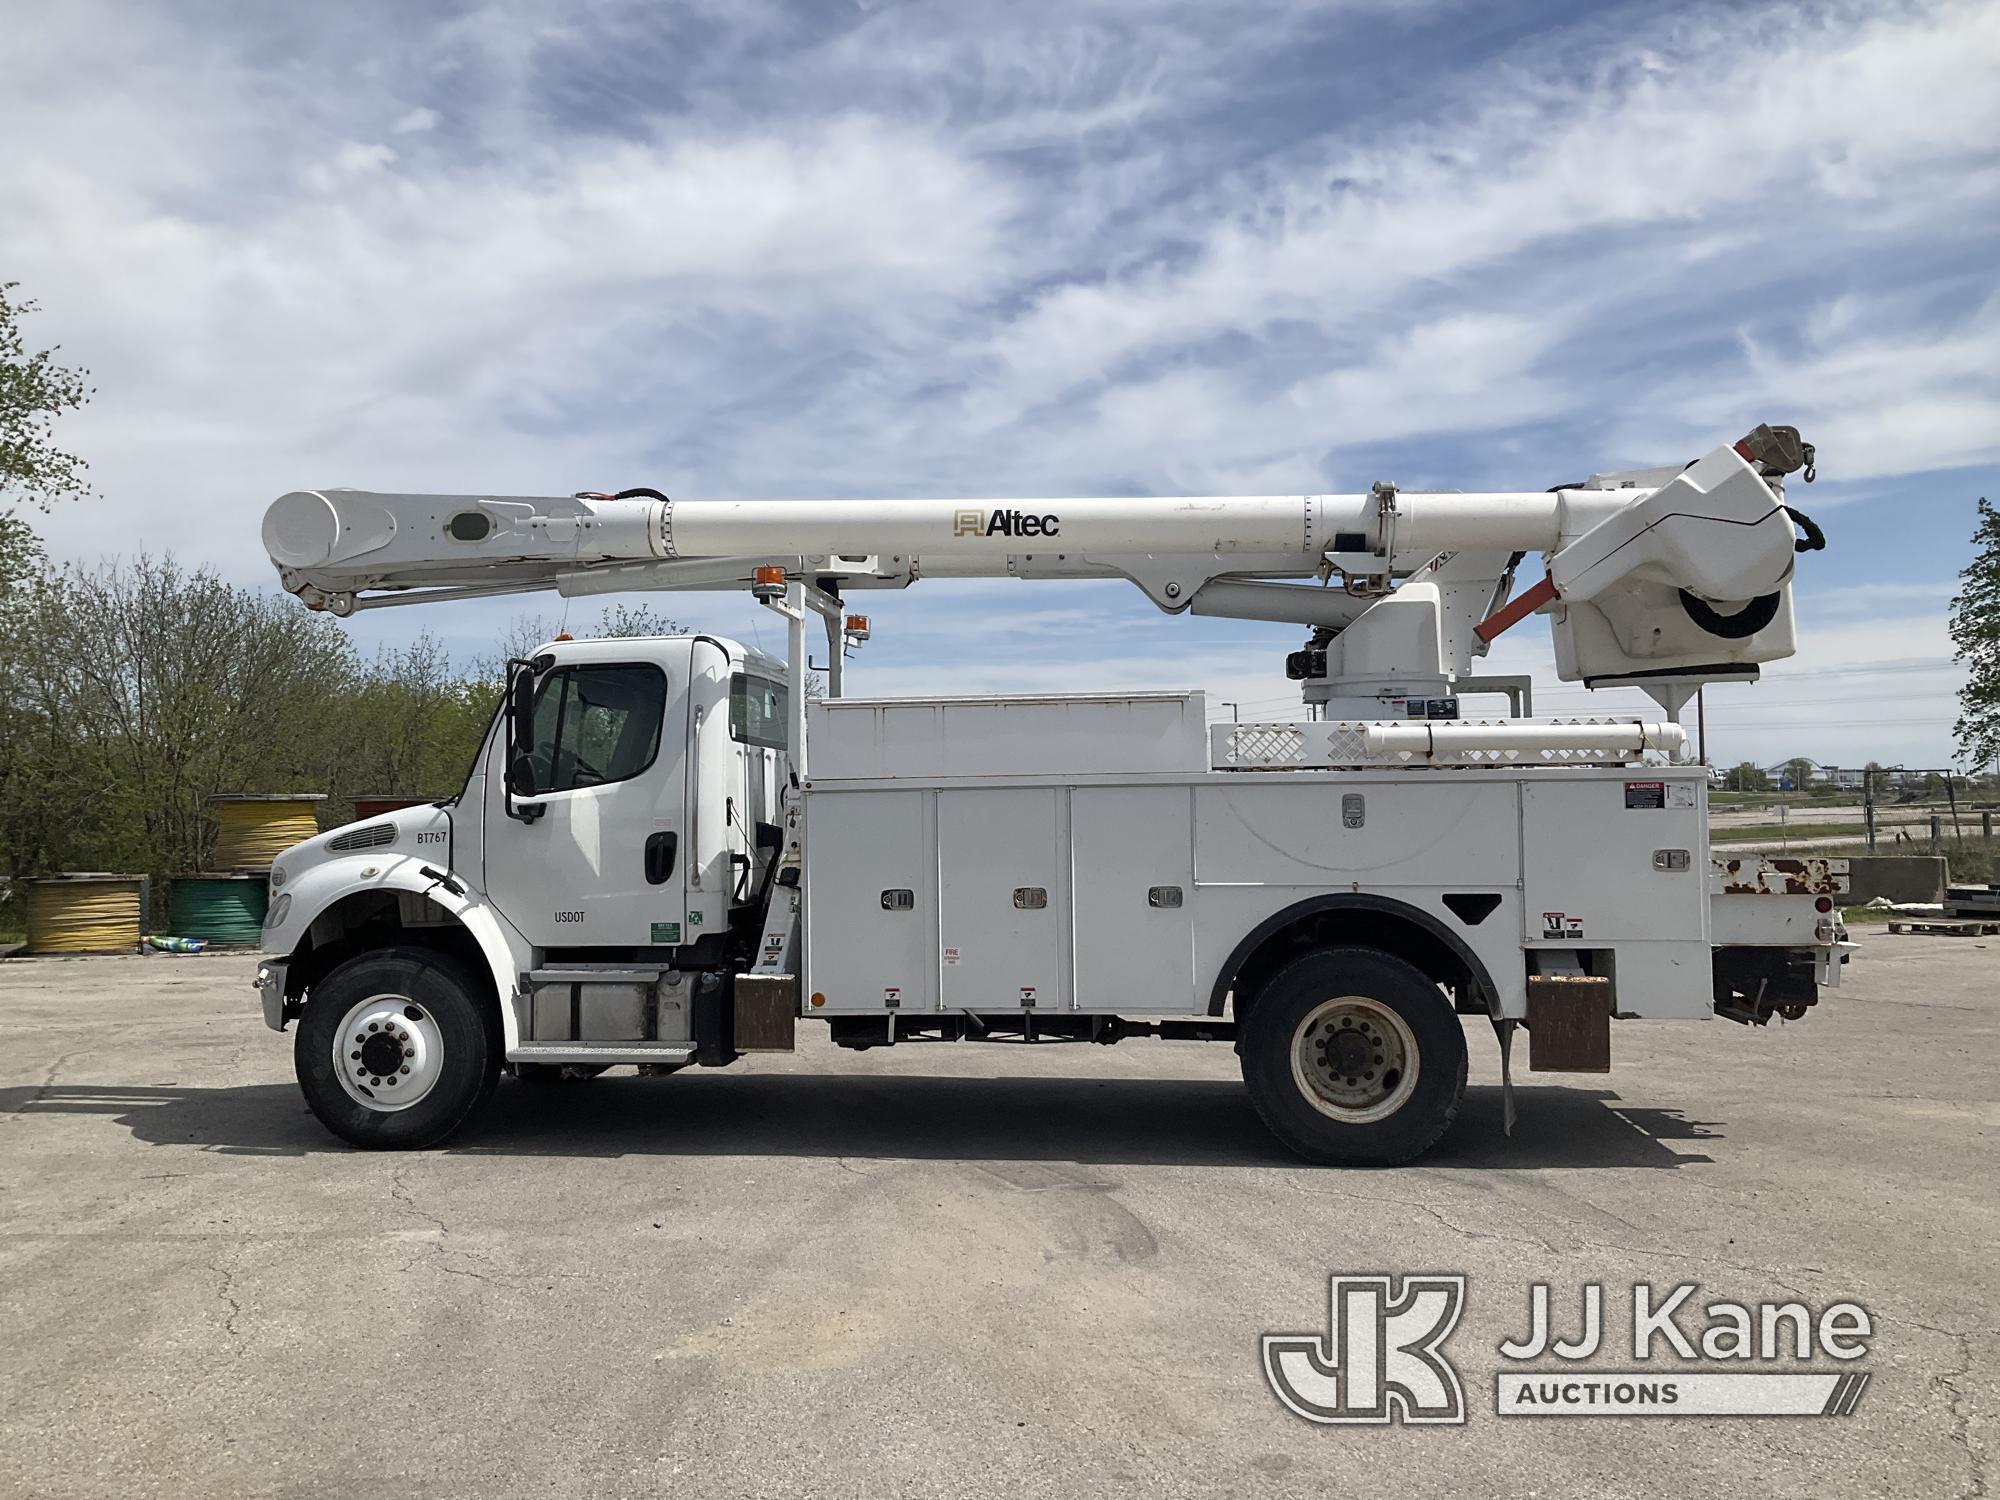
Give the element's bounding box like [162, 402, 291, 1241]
[1, 0, 1993, 767]
[963, 0, 2000, 474]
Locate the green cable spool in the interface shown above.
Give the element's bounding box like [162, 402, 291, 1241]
[167, 874, 270, 947]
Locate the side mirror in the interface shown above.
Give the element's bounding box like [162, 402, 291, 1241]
[509, 753, 539, 799]
[508, 667, 536, 750]
[502, 660, 545, 822]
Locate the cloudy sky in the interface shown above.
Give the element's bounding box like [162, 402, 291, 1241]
[5, 0, 1996, 768]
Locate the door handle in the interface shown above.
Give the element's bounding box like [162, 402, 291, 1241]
[645, 831, 679, 885]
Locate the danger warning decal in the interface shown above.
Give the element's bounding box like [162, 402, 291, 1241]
[1626, 780, 1697, 809]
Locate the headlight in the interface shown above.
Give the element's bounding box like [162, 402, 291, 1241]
[264, 893, 292, 929]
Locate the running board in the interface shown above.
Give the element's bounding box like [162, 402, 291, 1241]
[507, 1042, 696, 1065]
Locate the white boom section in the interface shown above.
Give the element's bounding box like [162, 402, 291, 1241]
[262, 444, 1792, 612]
[262, 486, 1592, 596]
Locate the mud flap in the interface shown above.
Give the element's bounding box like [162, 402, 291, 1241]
[1526, 974, 1613, 1072]
[733, 974, 797, 1051]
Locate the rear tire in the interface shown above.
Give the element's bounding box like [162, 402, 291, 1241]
[1239, 945, 1467, 1167]
[295, 946, 501, 1150]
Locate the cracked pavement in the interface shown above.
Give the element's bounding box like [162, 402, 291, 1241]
[0, 936, 1992, 1498]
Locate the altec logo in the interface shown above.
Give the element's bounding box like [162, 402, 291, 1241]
[952, 508, 1061, 539]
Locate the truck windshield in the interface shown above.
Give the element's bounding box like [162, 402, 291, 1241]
[729, 674, 787, 751]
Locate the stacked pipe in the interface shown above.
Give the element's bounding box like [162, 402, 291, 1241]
[164, 793, 327, 949]
[23, 874, 147, 954]
[210, 794, 324, 869]
[165, 873, 270, 947]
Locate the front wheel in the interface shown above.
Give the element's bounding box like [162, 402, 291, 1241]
[295, 946, 500, 1149]
[1239, 945, 1467, 1167]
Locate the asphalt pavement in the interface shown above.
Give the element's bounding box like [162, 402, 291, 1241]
[0, 936, 1991, 1498]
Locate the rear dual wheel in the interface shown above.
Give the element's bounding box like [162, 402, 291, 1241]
[1240, 946, 1467, 1167]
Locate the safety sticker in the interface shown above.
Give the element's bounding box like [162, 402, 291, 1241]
[1541, 912, 1586, 940]
[942, 946, 962, 966]
[1625, 781, 1697, 809]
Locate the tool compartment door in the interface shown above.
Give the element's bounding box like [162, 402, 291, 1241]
[1521, 773, 1710, 1017]
[1521, 775, 1706, 943]
[802, 789, 937, 1012]
[938, 788, 1065, 1011]
[1071, 785, 1195, 1011]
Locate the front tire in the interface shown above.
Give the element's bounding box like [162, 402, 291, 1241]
[1239, 945, 1467, 1167]
[295, 946, 500, 1150]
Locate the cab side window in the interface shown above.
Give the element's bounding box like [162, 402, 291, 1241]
[521, 664, 667, 793]
[729, 674, 788, 750]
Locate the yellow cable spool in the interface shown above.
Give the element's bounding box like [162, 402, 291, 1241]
[24, 875, 145, 954]
[210, 794, 325, 869]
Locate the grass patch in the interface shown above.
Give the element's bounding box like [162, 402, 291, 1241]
[1713, 822, 1869, 843]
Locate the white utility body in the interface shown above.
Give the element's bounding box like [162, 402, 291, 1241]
[251, 424, 1848, 1165]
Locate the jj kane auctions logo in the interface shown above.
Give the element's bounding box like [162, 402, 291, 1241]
[952, 507, 1060, 539]
[1265, 1275, 1873, 1423]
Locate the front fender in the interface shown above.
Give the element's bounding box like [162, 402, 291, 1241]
[266, 852, 533, 1050]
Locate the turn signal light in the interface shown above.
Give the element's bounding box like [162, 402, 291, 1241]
[810, 992, 826, 1008]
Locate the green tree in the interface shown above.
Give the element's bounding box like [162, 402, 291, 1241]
[0, 515, 50, 925]
[322, 633, 494, 805]
[1784, 757, 1816, 792]
[4, 552, 357, 879]
[1724, 761, 1769, 793]
[1951, 497, 1999, 768]
[0, 284, 93, 512]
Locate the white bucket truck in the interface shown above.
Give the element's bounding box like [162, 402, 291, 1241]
[251, 425, 1848, 1165]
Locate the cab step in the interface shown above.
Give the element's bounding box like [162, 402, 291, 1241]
[506, 1042, 697, 1065]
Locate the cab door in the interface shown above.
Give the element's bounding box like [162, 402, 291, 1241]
[482, 650, 691, 949]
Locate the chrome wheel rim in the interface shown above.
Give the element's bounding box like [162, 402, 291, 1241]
[332, 993, 443, 1112]
[1290, 996, 1419, 1124]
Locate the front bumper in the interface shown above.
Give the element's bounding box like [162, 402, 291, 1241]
[253, 959, 290, 1031]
